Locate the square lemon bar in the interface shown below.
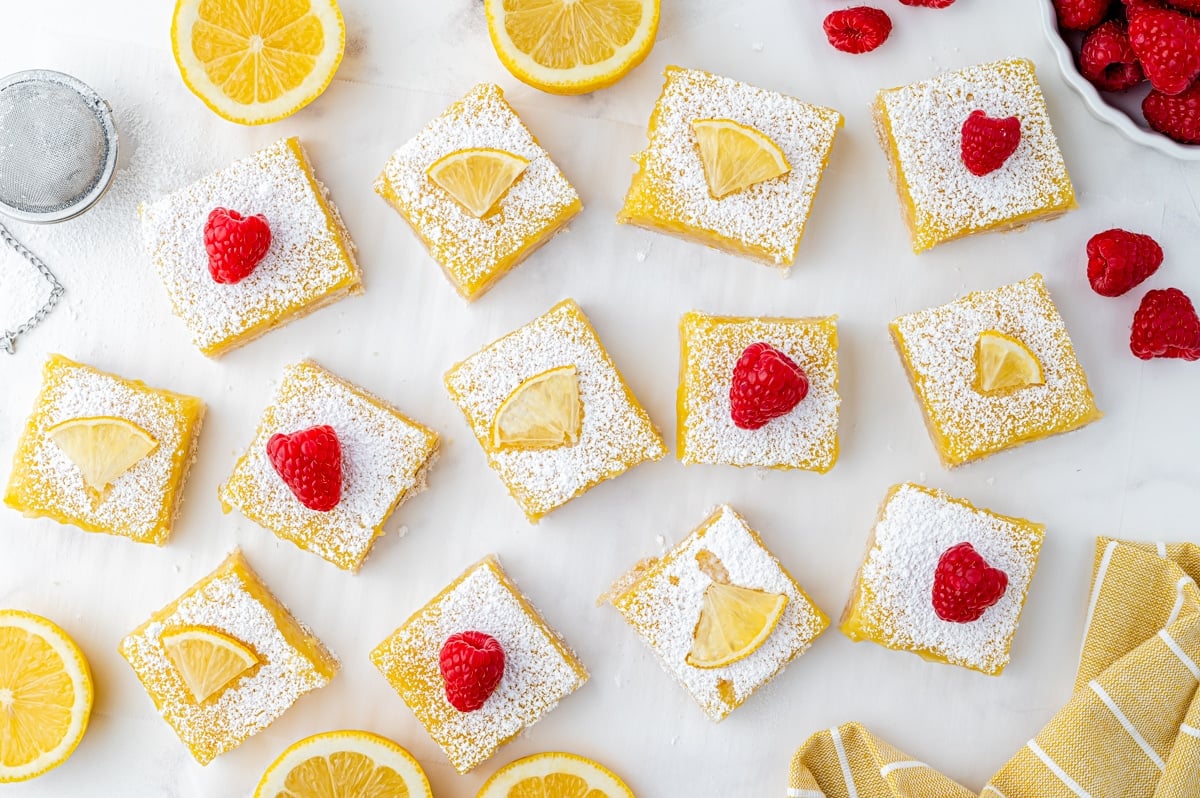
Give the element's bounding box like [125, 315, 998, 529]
[891, 273, 1101, 467]
[375, 83, 582, 301]
[219, 361, 439, 572]
[4, 354, 205, 545]
[875, 58, 1076, 253]
[678, 312, 840, 471]
[140, 137, 362, 357]
[119, 550, 339, 764]
[618, 66, 842, 270]
[444, 299, 665, 522]
[840, 483, 1045, 676]
[370, 555, 588, 773]
[604, 505, 829, 721]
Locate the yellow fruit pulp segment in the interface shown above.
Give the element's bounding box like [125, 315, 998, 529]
[46, 416, 158, 496]
[427, 148, 530, 218]
[974, 330, 1044, 394]
[691, 118, 791, 200]
[477, 752, 635, 798]
[491, 365, 583, 450]
[161, 626, 258, 703]
[507, 773, 607, 798]
[686, 582, 788, 669]
[254, 730, 432, 798]
[280, 750, 410, 797]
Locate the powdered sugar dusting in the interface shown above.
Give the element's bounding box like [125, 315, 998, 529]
[852, 484, 1044, 674]
[444, 300, 665, 521]
[610, 506, 828, 722]
[619, 66, 842, 267]
[679, 313, 839, 471]
[890, 274, 1101, 466]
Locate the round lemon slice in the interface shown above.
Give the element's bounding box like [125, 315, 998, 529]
[974, 330, 1045, 394]
[492, 366, 583, 450]
[428, 148, 530, 218]
[692, 118, 791, 200]
[477, 751, 634, 798]
[161, 626, 258, 704]
[484, 0, 660, 95]
[0, 610, 93, 783]
[171, 0, 345, 125]
[685, 583, 789, 669]
[254, 730, 433, 798]
[46, 416, 157, 495]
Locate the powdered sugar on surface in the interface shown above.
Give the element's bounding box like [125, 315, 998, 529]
[679, 313, 839, 471]
[0, 241, 56, 338]
[855, 484, 1044, 674]
[370, 557, 587, 773]
[890, 274, 1100, 465]
[620, 66, 842, 266]
[444, 300, 665, 521]
[611, 506, 828, 721]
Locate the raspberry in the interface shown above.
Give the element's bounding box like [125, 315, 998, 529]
[266, 425, 343, 512]
[1080, 21, 1146, 91]
[1053, 0, 1110, 30]
[1129, 7, 1200, 95]
[438, 631, 505, 712]
[823, 7, 892, 54]
[1164, 0, 1200, 13]
[1143, 81, 1200, 142]
[729, 342, 809, 430]
[899, 0, 955, 6]
[1130, 288, 1200, 360]
[204, 207, 272, 284]
[960, 110, 1021, 176]
[931, 543, 1009, 624]
[1086, 229, 1163, 297]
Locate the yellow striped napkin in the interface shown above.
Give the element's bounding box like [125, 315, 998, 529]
[787, 538, 1200, 798]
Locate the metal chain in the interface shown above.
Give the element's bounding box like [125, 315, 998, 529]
[1, 221, 64, 354]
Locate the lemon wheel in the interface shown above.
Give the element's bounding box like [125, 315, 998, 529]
[477, 751, 634, 798]
[254, 730, 433, 798]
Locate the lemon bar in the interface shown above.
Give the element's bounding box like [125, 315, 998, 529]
[375, 83, 582, 301]
[219, 361, 439, 572]
[604, 505, 829, 721]
[618, 66, 843, 270]
[444, 299, 665, 522]
[370, 556, 588, 773]
[119, 550, 339, 764]
[4, 354, 204, 545]
[678, 312, 839, 471]
[840, 484, 1045, 676]
[139, 137, 361, 357]
[891, 273, 1101, 467]
[875, 58, 1076, 253]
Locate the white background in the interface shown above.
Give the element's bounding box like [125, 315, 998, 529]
[1, 1, 1199, 796]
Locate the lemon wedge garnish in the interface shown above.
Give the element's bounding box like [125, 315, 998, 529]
[47, 416, 157, 495]
[161, 626, 258, 704]
[476, 751, 635, 798]
[691, 118, 791, 200]
[427, 148, 530, 218]
[254, 730, 433, 798]
[685, 583, 788, 669]
[974, 330, 1045, 394]
[491, 366, 583, 450]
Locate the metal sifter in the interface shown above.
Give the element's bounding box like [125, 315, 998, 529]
[0, 69, 119, 353]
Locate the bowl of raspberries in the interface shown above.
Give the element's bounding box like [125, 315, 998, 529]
[1044, 0, 1200, 156]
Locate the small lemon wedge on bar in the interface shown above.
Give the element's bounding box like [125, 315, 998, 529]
[492, 366, 583, 450]
[692, 118, 791, 199]
[975, 330, 1044, 394]
[428, 148, 530, 218]
[686, 583, 788, 669]
[161, 626, 258, 704]
[47, 416, 157, 495]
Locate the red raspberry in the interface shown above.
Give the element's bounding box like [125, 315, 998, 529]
[1129, 7, 1200, 95]
[1053, 0, 1110, 30]
[1164, 0, 1200, 13]
[1143, 81, 1200, 142]
[932, 543, 1009, 624]
[899, 0, 955, 6]
[204, 207, 272, 284]
[1080, 21, 1146, 91]
[1086, 229, 1163, 297]
[729, 342, 809, 430]
[960, 111, 1021, 176]
[823, 7, 892, 54]
[439, 631, 505, 712]
[266, 425, 343, 512]
[1130, 288, 1200, 360]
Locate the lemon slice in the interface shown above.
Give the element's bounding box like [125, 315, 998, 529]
[46, 416, 157, 495]
[161, 626, 258, 704]
[254, 730, 433, 798]
[491, 366, 583, 450]
[685, 583, 788, 669]
[484, 0, 660, 95]
[477, 752, 635, 798]
[171, 0, 346, 125]
[974, 330, 1045, 394]
[0, 610, 93, 783]
[428, 148, 531, 218]
[691, 118, 791, 200]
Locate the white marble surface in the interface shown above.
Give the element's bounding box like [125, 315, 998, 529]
[1, 1, 1199, 796]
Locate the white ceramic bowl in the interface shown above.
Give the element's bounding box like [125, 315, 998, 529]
[1039, 0, 1200, 159]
